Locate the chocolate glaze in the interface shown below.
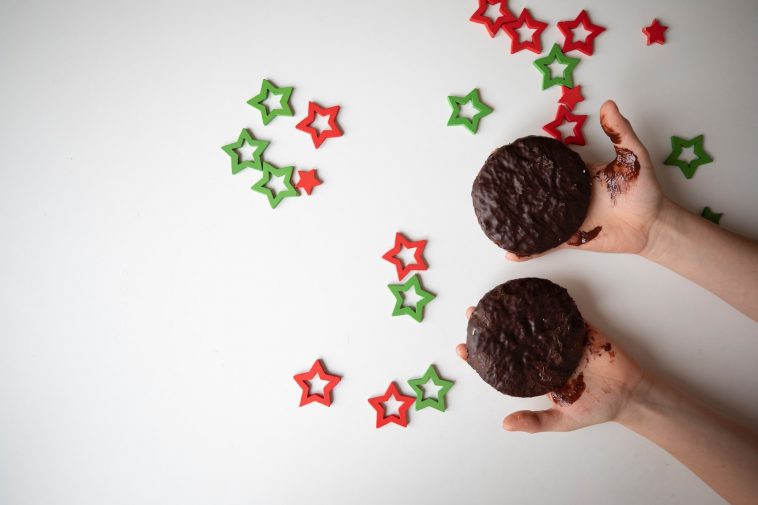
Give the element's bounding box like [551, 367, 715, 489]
[550, 373, 586, 406]
[586, 327, 616, 361]
[600, 113, 622, 144]
[594, 147, 640, 205]
[568, 225, 602, 246]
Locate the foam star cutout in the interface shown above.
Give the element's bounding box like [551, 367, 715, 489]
[643, 19, 668, 45]
[387, 274, 436, 323]
[246, 79, 294, 125]
[533, 44, 580, 90]
[543, 106, 587, 145]
[221, 128, 270, 174]
[381, 232, 428, 281]
[293, 359, 342, 407]
[502, 8, 548, 54]
[557, 10, 606, 56]
[469, 0, 515, 38]
[368, 381, 415, 428]
[295, 101, 343, 149]
[407, 364, 454, 412]
[701, 206, 723, 225]
[559, 85, 584, 110]
[251, 162, 299, 208]
[294, 169, 322, 195]
[663, 135, 713, 179]
[447, 88, 493, 134]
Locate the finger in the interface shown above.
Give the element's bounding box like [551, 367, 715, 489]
[505, 247, 562, 262]
[503, 408, 572, 433]
[455, 343, 468, 361]
[599, 100, 645, 153]
[465, 306, 474, 319]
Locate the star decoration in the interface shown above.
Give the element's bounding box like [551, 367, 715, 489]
[663, 135, 713, 179]
[294, 169, 322, 195]
[469, 0, 515, 38]
[643, 19, 668, 45]
[701, 206, 723, 225]
[558, 85, 584, 110]
[295, 101, 343, 149]
[533, 44, 580, 90]
[557, 10, 606, 56]
[543, 106, 587, 146]
[293, 359, 342, 407]
[381, 232, 428, 281]
[447, 88, 493, 134]
[387, 273, 436, 323]
[368, 381, 415, 428]
[251, 162, 299, 208]
[221, 128, 270, 174]
[246, 79, 294, 125]
[502, 8, 547, 54]
[407, 364, 455, 412]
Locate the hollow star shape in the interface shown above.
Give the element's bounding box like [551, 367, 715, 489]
[387, 274, 436, 323]
[543, 106, 587, 146]
[246, 79, 294, 125]
[533, 44, 580, 90]
[293, 359, 342, 407]
[251, 161, 299, 208]
[643, 19, 668, 45]
[701, 206, 723, 225]
[295, 101, 343, 149]
[368, 381, 415, 428]
[407, 364, 455, 412]
[469, 0, 515, 38]
[381, 232, 428, 281]
[557, 10, 606, 56]
[221, 128, 270, 174]
[502, 8, 548, 54]
[294, 169, 322, 196]
[663, 135, 713, 179]
[559, 85, 584, 110]
[447, 88, 493, 134]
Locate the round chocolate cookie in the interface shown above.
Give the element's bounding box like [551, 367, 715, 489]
[472, 136, 591, 256]
[466, 277, 586, 397]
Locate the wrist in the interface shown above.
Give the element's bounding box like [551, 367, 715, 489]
[639, 197, 686, 264]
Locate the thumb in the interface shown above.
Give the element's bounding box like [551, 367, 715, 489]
[599, 100, 646, 155]
[503, 408, 571, 433]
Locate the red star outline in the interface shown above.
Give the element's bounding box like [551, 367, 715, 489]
[381, 232, 428, 281]
[557, 10, 606, 56]
[293, 359, 342, 407]
[469, 0, 515, 38]
[367, 382, 415, 428]
[294, 169, 322, 195]
[642, 19, 668, 45]
[502, 8, 548, 54]
[558, 85, 584, 110]
[295, 101, 343, 149]
[543, 106, 587, 146]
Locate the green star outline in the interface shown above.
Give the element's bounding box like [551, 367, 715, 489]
[407, 364, 454, 412]
[533, 44, 580, 90]
[387, 274, 436, 323]
[247, 78, 294, 125]
[221, 128, 270, 174]
[447, 88, 493, 134]
[701, 206, 723, 225]
[663, 134, 713, 179]
[251, 162, 299, 209]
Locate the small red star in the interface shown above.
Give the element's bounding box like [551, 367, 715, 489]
[558, 85, 584, 110]
[502, 8, 548, 54]
[381, 232, 428, 281]
[294, 169, 322, 195]
[543, 106, 587, 146]
[557, 9, 606, 56]
[295, 101, 343, 149]
[293, 359, 342, 407]
[469, 0, 515, 38]
[367, 382, 415, 428]
[642, 19, 668, 45]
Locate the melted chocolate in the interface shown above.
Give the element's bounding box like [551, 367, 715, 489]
[550, 373, 586, 406]
[568, 225, 602, 246]
[595, 147, 640, 205]
[600, 113, 622, 144]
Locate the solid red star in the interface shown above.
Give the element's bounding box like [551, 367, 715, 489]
[543, 106, 587, 146]
[557, 9, 606, 56]
[294, 169, 322, 195]
[642, 19, 668, 45]
[381, 232, 428, 281]
[295, 101, 343, 149]
[501, 8, 548, 54]
[469, 0, 515, 38]
[367, 382, 415, 428]
[558, 85, 584, 110]
[293, 359, 342, 407]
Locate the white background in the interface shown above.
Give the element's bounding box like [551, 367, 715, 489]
[2, 1, 757, 504]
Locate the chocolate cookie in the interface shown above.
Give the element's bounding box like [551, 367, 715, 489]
[472, 136, 591, 256]
[466, 277, 586, 397]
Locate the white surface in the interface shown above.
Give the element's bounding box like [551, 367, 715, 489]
[1, 1, 757, 504]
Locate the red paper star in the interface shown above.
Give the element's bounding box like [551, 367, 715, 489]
[557, 10, 606, 56]
[543, 106, 587, 146]
[293, 359, 342, 407]
[294, 169, 322, 195]
[469, 0, 515, 38]
[558, 85, 584, 110]
[368, 382, 415, 428]
[381, 232, 428, 281]
[642, 19, 668, 45]
[502, 8, 548, 54]
[295, 101, 343, 149]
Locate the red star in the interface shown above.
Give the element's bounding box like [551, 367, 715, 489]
[293, 359, 342, 407]
[381, 232, 428, 281]
[543, 106, 587, 146]
[294, 169, 322, 195]
[642, 19, 668, 45]
[558, 85, 584, 110]
[557, 10, 606, 56]
[469, 0, 515, 38]
[295, 101, 343, 149]
[502, 8, 548, 54]
[368, 382, 415, 428]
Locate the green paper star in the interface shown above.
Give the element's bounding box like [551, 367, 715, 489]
[247, 79, 294, 125]
[663, 135, 713, 179]
[251, 162, 299, 209]
[701, 206, 723, 225]
[407, 364, 454, 412]
[221, 128, 270, 174]
[387, 274, 436, 323]
[533, 44, 581, 90]
[447, 88, 493, 134]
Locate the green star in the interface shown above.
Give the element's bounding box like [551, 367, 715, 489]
[663, 134, 713, 179]
[221, 128, 270, 174]
[701, 206, 723, 225]
[387, 274, 436, 323]
[407, 364, 454, 412]
[247, 78, 294, 125]
[251, 162, 299, 209]
[447, 88, 493, 134]
[533, 44, 581, 90]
